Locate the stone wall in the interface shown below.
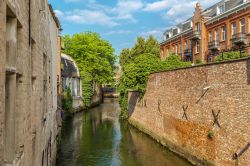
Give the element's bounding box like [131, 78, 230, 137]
[128, 58, 250, 166]
[0, 0, 59, 165]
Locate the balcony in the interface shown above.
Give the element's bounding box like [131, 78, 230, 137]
[208, 40, 220, 51]
[231, 33, 247, 46]
[190, 31, 201, 41]
[183, 49, 192, 61]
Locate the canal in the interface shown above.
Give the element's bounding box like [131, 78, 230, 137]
[56, 98, 192, 166]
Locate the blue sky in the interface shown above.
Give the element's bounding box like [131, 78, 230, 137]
[48, 0, 219, 55]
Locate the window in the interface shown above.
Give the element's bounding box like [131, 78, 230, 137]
[217, 5, 225, 15]
[231, 22, 237, 36]
[196, 22, 200, 32]
[185, 41, 188, 49]
[175, 45, 178, 54]
[196, 41, 200, 53]
[222, 26, 226, 41]
[209, 31, 213, 42]
[76, 78, 80, 96]
[215, 28, 219, 41]
[240, 18, 246, 33]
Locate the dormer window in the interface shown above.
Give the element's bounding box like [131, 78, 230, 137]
[217, 4, 225, 15]
[165, 34, 170, 39]
[173, 28, 178, 36]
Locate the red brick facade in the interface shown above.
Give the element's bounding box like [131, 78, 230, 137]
[160, 1, 250, 64]
[128, 58, 250, 166]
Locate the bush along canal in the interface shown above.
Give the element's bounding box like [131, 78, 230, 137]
[56, 98, 192, 166]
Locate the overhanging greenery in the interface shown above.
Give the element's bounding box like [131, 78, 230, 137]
[118, 35, 191, 119]
[62, 32, 116, 108]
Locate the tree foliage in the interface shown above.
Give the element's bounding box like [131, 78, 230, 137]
[62, 88, 73, 117]
[118, 35, 191, 119]
[62, 32, 116, 107]
[215, 51, 247, 62]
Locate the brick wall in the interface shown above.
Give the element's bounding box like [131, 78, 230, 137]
[128, 58, 250, 166]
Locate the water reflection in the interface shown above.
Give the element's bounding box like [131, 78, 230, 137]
[57, 98, 192, 166]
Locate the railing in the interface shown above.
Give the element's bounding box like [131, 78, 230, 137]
[206, 46, 249, 63]
[190, 30, 201, 40]
[183, 49, 192, 62]
[231, 33, 247, 45]
[208, 40, 220, 50]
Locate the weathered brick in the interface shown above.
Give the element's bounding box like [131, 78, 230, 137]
[128, 59, 250, 166]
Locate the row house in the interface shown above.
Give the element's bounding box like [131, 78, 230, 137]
[160, 0, 250, 63]
[0, 0, 61, 166]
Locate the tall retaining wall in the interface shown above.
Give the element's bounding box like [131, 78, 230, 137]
[128, 58, 250, 166]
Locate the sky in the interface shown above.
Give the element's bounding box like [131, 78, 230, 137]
[48, 0, 219, 55]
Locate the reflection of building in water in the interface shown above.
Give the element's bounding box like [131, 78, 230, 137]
[72, 113, 83, 140]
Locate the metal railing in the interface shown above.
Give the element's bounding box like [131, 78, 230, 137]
[190, 30, 201, 40]
[183, 49, 192, 62]
[208, 40, 220, 50]
[231, 33, 247, 45]
[206, 46, 249, 63]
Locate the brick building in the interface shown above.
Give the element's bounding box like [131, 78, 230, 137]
[0, 0, 61, 165]
[160, 0, 250, 64]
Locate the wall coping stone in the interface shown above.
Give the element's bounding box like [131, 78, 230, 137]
[151, 57, 250, 75]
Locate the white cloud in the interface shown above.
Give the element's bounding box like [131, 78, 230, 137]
[104, 30, 131, 35]
[163, 2, 197, 23]
[111, 0, 144, 21]
[56, 9, 118, 27]
[144, 0, 175, 12]
[64, 0, 96, 3]
[140, 28, 166, 40]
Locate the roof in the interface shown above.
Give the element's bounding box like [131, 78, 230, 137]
[162, 0, 250, 44]
[48, 4, 62, 30]
[61, 54, 80, 78]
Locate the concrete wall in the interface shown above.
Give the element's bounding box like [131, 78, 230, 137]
[128, 58, 250, 166]
[0, 0, 60, 165]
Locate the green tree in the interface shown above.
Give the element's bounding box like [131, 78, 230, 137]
[118, 36, 191, 119]
[62, 32, 116, 107]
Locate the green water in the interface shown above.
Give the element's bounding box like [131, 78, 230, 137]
[56, 98, 192, 166]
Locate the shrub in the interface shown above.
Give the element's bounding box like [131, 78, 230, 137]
[62, 87, 73, 116]
[216, 51, 247, 62]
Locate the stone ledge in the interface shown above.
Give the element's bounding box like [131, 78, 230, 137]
[151, 57, 250, 75]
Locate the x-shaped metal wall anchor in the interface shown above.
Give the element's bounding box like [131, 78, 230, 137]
[182, 105, 188, 120]
[212, 110, 221, 128]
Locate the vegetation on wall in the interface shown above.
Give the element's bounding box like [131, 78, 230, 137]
[215, 51, 247, 62]
[118, 35, 191, 119]
[62, 88, 73, 116]
[62, 32, 116, 108]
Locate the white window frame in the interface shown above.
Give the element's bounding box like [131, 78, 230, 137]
[196, 22, 200, 32]
[215, 28, 219, 41]
[221, 26, 226, 41]
[217, 5, 225, 15]
[196, 41, 200, 53]
[231, 22, 237, 36]
[240, 18, 246, 33]
[209, 31, 213, 42]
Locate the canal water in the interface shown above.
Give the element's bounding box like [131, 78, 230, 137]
[56, 98, 192, 166]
